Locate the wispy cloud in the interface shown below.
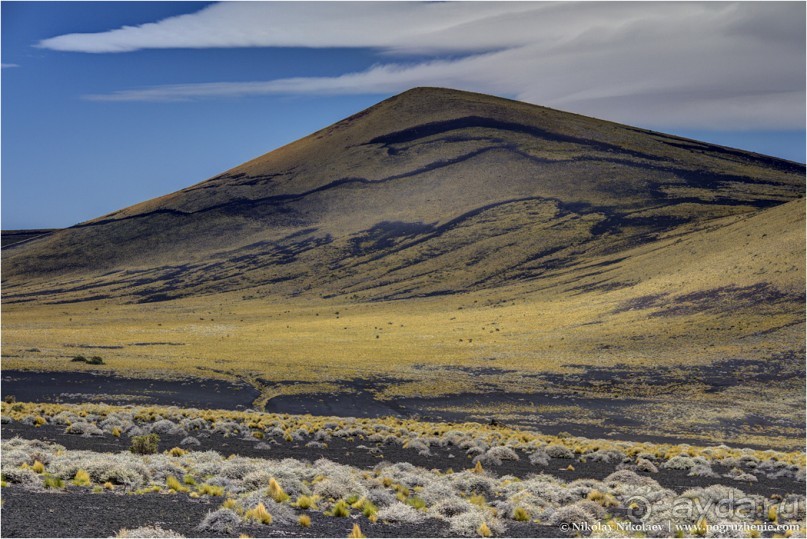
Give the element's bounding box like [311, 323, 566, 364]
[46, 2, 806, 130]
[2, 63, 19, 68]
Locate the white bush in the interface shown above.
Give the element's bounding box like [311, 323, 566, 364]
[545, 444, 575, 459]
[197, 509, 241, 534]
[114, 526, 184, 538]
[431, 497, 475, 518]
[636, 458, 658, 473]
[662, 455, 695, 470]
[447, 507, 503, 537]
[377, 502, 425, 524]
[546, 503, 600, 527]
[474, 446, 519, 466]
[688, 464, 720, 478]
[528, 449, 549, 466]
[65, 422, 104, 437]
[1, 466, 41, 486]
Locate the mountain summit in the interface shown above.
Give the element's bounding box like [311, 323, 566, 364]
[4, 87, 804, 304]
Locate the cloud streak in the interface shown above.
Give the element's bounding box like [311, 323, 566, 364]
[45, 2, 805, 130]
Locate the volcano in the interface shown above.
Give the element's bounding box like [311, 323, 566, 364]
[3, 87, 804, 305]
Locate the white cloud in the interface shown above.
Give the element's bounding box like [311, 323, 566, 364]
[2, 63, 19, 68]
[44, 2, 805, 130]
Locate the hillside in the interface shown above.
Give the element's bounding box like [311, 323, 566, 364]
[3, 87, 804, 304]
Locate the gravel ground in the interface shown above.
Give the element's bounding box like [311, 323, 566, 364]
[1, 371, 259, 410]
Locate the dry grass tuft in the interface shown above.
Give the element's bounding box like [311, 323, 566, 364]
[267, 477, 289, 503]
[73, 469, 91, 486]
[244, 503, 273, 525]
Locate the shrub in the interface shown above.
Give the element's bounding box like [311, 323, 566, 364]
[432, 498, 475, 518]
[3, 395, 16, 404]
[478, 522, 492, 537]
[180, 436, 200, 447]
[348, 524, 366, 539]
[586, 489, 618, 508]
[2, 467, 39, 487]
[636, 458, 658, 473]
[150, 420, 179, 435]
[168, 447, 186, 457]
[662, 455, 695, 470]
[585, 450, 614, 463]
[87, 356, 104, 365]
[130, 434, 160, 455]
[546, 504, 599, 527]
[66, 422, 104, 437]
[724, 467, 758, 482]
[475, 446, 519, 467]
[115, 526, 184, 538]
[545, 445, 574, 459]
[111, 427, 122, 438]
[603, 469, 657, 487]
[70, 453, 150, 487]
[528, 450, 549, 467]
[32, 460, 45, 474]
[448, 508, 503, 537]
[298, 515, 311, 528]
[71, 355, 88, 362]
[689, 464, 720, 478]
[197, 509, 241, 534]
[244, 503, 273, 525]
[377, 502, 424, 524]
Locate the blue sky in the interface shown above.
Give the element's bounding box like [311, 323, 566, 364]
[2, 2, 805, 230]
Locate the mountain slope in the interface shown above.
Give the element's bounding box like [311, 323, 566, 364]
[3, 87, 804, 304]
